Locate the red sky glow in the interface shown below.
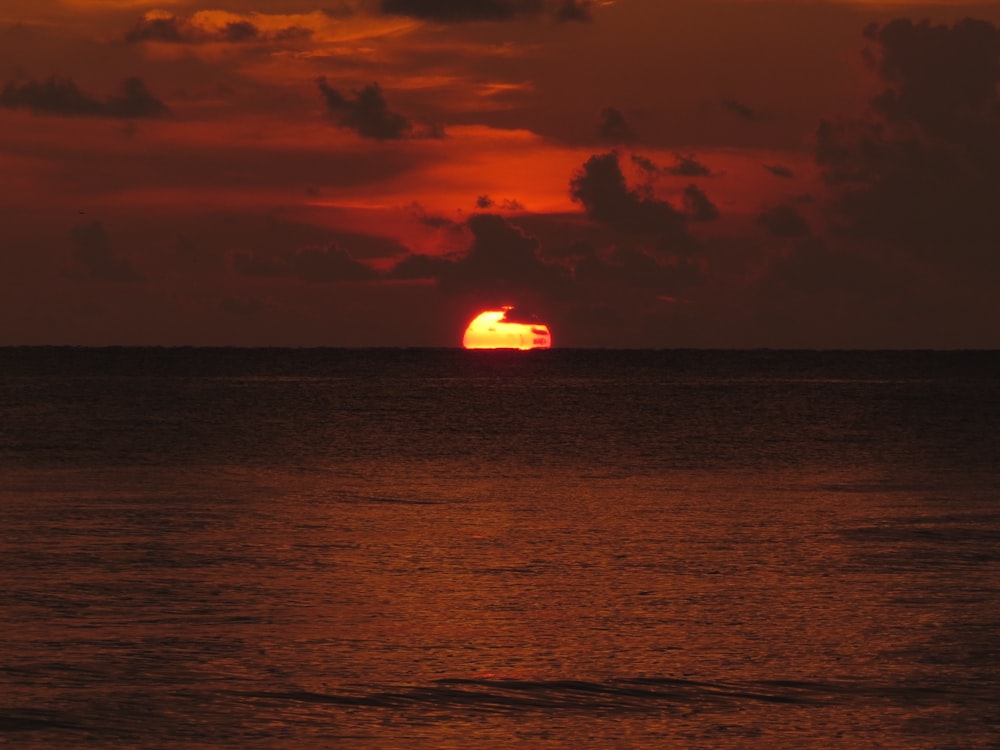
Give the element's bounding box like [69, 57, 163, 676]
[2, 0, 1000, 347]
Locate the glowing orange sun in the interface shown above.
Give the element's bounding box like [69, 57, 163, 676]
[462, 306, 552, 350]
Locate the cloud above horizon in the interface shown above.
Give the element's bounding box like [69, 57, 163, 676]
[817, 17, 1000, 271]
[2, 3, 1000, 347]
[1, 76, 169, 119]
[570, 151, 695, 246]
[378, 0, 594, 23]
[70, 222, 143, 282]
[233, 243, 379, 283]
[316, 78, 413, 140]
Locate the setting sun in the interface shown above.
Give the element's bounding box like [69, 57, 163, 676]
[462, 307, 552, 350]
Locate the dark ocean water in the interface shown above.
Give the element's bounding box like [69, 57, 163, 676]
[1, 348, 998, 748]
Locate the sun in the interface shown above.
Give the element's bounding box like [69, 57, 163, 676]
[462, 306, 552, 350]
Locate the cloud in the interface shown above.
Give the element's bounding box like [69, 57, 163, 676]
[390, 213, 569, 299]
[380, 0, 539, 22]
[439, 213, 568, 295]
[124, 10, 313, 45]
[500, 306, 549, 324]
[752, 237, 908, 347]
[569, 151, 691, 243]
[0, 76, 169, 119]
[757, 204, 810, 238]
[682, 184, 719, 223]
[554, 0, 594, 23]
[863, 17, 1000, 140]
[233, 244, 377, 282]
[816, 17, 1000, 270]
[414, 208, 463, 230]
[597, 107, 636, 142]
[666, 153, 712, 177]
[388, 252, 454, 281]
[629, 153, 713, 178]
[630, 154, 659, 174]
[125, 14, 186, 43]
[763, 164, 795, 179]
[378, 0, 591, 23]
[70, 222, 143, 282]
[316, 78, 411, 140]
[293, 245, 379, 282]
[765, 239, 883, 298]
[562, 153, 710, 301]
[475, 195, 524, 211]
[573, 243, 702, 293]
[322, 4, 360, 20]
[722, 98, 758, 121]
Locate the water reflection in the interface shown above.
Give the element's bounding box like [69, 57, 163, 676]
[1, 349, 998, 748]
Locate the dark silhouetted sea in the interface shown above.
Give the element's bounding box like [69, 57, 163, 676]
[1, 348, 998, 748]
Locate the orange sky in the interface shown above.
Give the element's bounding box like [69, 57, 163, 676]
[2, 0, 1000, 347]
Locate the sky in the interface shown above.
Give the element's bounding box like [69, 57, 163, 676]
[2, 0, 1000, 348]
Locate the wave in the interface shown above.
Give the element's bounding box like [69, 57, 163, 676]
[236, 676, 955, 714]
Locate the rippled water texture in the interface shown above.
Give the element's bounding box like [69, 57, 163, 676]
[1, 349, 998, 747]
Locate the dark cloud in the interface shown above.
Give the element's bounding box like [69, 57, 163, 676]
[682, 184, 719, 222]
[554, 0, 593, 23]
[474, 195, 523, 211]
[322, 4, 359, 19]
[766, 239, 883, 297]
[388, 252, 454, 281]
[294, 245, 379, 282]
[417, 211, 463, 230]
[863, 17, 1000, 139]
[723, 98, 758, 121]
[0, 76, 169, 119]
[171, 233, 227, 275]
[425, 121, 447, 139]
[389, 214, 568, 299]
[630, 154, 659, 174]
[380, 0, 540, 22]
[327, 229, 413, 260]
[569, 151, 690, 242]
[564, 153, 709, 300]
[232, 253, 287, 278]
[816, 17, 1000, 271]
[260, 25, 314, 42]
[125, 13, 311, 44]
[573, 243, 702, 293]
[763, 164, 795, 179]
[757, 204, 810, 238]
[666, 153, 712, 177]
[233, 244, 377, 282]
[629, 153, 713, 178]
[125, 15, 184, 42]
[476, 195, 524, 211]
[379, 0, 590, 23]
[438, 213, 568, 295]
[222, 21, 259, 43]
[70, 222, 143, 282]
[755, 238, 905, 347]
[500, 306, 548, 324]
[316, 78, 411, 140]
[597, 107, 637, 143]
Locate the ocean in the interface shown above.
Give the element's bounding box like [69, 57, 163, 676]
[1, 348, 998, 748]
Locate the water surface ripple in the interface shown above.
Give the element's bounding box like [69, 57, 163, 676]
[1, 348, 998, 748]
